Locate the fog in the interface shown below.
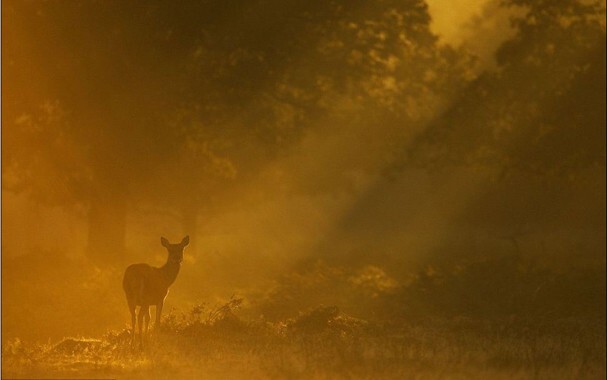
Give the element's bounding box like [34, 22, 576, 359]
[2, 1, 605, 378]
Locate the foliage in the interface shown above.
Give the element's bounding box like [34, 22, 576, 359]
[3, 0, 473, 259]
[3, 302, 605, 379]
[408, 0, 606, 175]
[3, 251, 605, 378]
[395, 254, 606, 319]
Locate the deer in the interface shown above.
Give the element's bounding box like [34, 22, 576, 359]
[122, 235, 189, 346]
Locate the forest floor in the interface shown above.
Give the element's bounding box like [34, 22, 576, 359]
[2, 301, 605, 380]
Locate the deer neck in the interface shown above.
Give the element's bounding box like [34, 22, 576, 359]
[160, 260, 181, 287]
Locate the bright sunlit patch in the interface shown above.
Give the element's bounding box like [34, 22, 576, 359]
[426, 0, 489, 44]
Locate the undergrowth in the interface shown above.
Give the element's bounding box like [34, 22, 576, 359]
[3, 299, 605, 380]
[3, 254, 605, 379]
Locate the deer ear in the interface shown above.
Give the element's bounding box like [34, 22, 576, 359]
[161, 237, 170, 247]
[181, 235, 190, 247]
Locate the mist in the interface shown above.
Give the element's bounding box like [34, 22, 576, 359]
[2, 1, 605, 379]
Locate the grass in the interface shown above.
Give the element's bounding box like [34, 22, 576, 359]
[2, 302, 605, 380]
[3, 254, 605, 379]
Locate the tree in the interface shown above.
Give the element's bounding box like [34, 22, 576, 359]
[3, 0, 469, 262]
[408, 0, 606, 175]
[401, 0, 606, 234]
[3, 1, 228, 261]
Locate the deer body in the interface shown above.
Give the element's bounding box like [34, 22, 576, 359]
[123, 263, 177, 307]
[123, 236, 189, 346]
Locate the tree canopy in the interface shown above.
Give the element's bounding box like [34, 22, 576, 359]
[3, 0, 467, 261]
[408, 0, 606, 176]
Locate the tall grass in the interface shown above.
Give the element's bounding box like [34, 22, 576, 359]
[3, 253, 605, 379]
[3, 302, 605, 379]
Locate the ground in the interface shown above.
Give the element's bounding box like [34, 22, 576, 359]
[3, 303, 605, 380]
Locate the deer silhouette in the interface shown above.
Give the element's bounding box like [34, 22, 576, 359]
[123, 235, 189, 346]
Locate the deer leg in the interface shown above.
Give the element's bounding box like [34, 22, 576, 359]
[143, 306, 151, 337]
[137, 306, 146, 347]
[128, 302, 136, 345]
[155, 302, 164, 330]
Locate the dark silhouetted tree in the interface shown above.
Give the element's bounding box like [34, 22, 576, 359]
[3, 0, 470, 262]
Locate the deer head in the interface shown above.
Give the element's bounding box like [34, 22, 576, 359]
[161, 236, 189, 264]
